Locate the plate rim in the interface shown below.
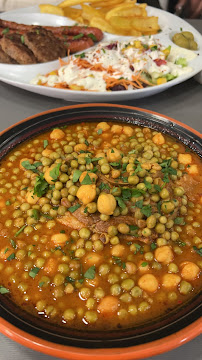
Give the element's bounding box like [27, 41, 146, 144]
[0, 5, 202, 101]
[0, 103, 201, 359]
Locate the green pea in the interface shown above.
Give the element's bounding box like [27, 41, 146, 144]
[79, 228, 91, 240]
[121, 279, 134, 291]
[161, 202, 175, 214]
[64, 145, 73, 154]
[155, 223, 165, 234]
[160, 188, 169, 199]
[110, 284, 121, 296]
[59, 174, 69, 183]
[128, 175, 139, 185]
[52, 190, 61, 200]
[131, 286, 142, 298]
[68, 185, 78, 196]
[179, 281, 192, 294]
[101, 164, 110, 174]
[146, 215, 156, 229]
[174, 187, 184, 196]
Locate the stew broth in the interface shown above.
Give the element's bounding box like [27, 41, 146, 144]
[0, 121, 201, 330]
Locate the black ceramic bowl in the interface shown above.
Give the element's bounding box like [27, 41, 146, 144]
[0, 104, 201, 360]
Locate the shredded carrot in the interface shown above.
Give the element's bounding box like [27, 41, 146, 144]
[59, 57, 69, 67]
[103, 70, 150, 90]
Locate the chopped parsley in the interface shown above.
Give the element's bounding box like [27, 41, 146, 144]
[39, 281, 45, 288]
[73, 33, 84, 40]
[160, 158, 177, 183]
[150, 45, 158, 51]
[31, 209, 39, 221]
[84, 265, 96, 279]
[34, 173, 49, 197]
[21, 160, 42, 173]
[2, 27, 9, 35]
[112, 256, 126, 269]
[68, 204, 81, 213]
[193, 246, 202, 256]
[73, 169, 82, 183]
[0, 286, 10, 294]
[75, 52, 85, 58]
[81, 173, 92, 185]
[29, 267, 40, 279]
[141, 261, 148, 267]
[115, 196, 126, 210]
[10, 239, 16, 249]
[6, 200, 11, 206]
[99, 182, 110, 191]
[87, 33, 97, 42]
[43, 139, 49, 149]
[7, 253, 15, 261]
[150, 243, 157, 250]
[49, 163, 61, 182]
[65, 276, 75, 284]
[144, 179, 152, 190]
[97, 129, 103, 135]
[174, 217, 185, 225]
[21, 35, 25, 44]
[14, 225, 27, 237]
[141, 205, 152, 218]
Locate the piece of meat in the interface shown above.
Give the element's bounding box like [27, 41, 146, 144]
[61, 37, 94, 54]
[94, 215, 136, 233]
[48, 26, 103, 42]
[0, 33, 37, 64]
[24, 27, 66, 63]
[0, 27, 19, 38]
[119, 235, 150, 244]
[57, 211, 86, 230]
[0, 43, 17, 63]
[0, 20, 103, 42]
[177, 174, 202, 201]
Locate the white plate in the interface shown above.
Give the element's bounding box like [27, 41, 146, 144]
[0, 5, 202, 102]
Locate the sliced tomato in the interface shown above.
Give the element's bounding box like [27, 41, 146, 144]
[154, 59, 167, 66]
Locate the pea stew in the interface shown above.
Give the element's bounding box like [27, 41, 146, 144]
[0, 121, 201, 330]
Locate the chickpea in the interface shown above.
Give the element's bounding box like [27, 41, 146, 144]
[138, 274, 159, 293]
[25, 190, 39, 205]
[50, 129, 65, 140]
[97, 193, 116, 215]
[111, 244, 125, 257]
[162, 274, 181, 288]
[155, 246, 174, 264]
[77, 184, 96, 205]
[180, 262, 200, 281]
[96, 122, 110, 132]
[51, 233, 69, 246]
[107, 148, 121, 162]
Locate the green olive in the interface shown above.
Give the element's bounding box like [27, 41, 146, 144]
[172, 33, 189, 49]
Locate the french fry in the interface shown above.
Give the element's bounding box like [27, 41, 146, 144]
[59, 0, 101, 8]
[81, 5, 105, 21]
[105, 5, 146, 20]
[105, 2, 134, 20]
[40, 0, 161, 37]
[132, 16, 160, 32]
[90, 0, 124, 8]
[39, 4, 64, 16]
[63, 7, 82, 19]
[90, 16, 116, 33]
[109, 16, 132, 30]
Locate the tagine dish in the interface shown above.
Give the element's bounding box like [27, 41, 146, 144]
[0, 120, 201, 331]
